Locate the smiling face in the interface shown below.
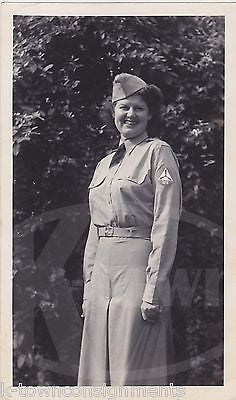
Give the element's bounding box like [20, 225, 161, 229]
[113, 94, 152, 140]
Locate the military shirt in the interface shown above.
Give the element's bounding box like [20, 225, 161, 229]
[83, 131, 182, 305]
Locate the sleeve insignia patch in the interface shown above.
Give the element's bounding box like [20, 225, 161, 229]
[158, 168, 173, 185]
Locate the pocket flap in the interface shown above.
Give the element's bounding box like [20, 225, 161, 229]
[88, 175, 106, 189]
[118, 170, 150, 185]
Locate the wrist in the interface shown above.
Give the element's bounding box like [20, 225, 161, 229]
[141, 301, 163, 312]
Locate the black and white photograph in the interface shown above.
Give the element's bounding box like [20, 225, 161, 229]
[1, 3, 232, 397]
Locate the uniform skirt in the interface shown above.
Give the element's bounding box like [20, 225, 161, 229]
[78, 236, 173, 386]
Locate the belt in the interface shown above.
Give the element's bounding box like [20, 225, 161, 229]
[97, 226, 151, 239]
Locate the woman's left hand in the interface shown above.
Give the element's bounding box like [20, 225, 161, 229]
[140, 300, 162, 323]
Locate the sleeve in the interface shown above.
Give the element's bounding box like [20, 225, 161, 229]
[142, 143, 182, 306]
[82, 219, 99, 301]
[82, 160, 103, 300]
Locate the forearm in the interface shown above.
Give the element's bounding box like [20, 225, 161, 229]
[142, 212, 180, 305]
[142, 144, 182, 306]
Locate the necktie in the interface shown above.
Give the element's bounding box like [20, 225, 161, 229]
[109, 143, 126, 168]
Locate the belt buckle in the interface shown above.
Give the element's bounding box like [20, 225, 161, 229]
[105, 226, 114, 237]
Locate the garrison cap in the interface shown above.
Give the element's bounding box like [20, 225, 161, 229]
[112, 73, 147, 103]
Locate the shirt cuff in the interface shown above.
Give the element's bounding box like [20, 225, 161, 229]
[142, 283, 159, 304]
[142, 280, 171, 306]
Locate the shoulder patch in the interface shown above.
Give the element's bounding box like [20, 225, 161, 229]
[158, 168, 173, 185]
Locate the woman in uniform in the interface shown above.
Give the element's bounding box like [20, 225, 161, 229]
[78, 73, 182, 386]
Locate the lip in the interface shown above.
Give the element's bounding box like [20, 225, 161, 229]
[124, 120, 137, 126]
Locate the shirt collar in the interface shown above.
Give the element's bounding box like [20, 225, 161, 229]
[119, 131, 148, 154]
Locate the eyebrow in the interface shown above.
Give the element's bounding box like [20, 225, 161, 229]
[117, 101, 129, 105]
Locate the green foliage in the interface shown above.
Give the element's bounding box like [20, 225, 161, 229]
[13, 16, 224, 385]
